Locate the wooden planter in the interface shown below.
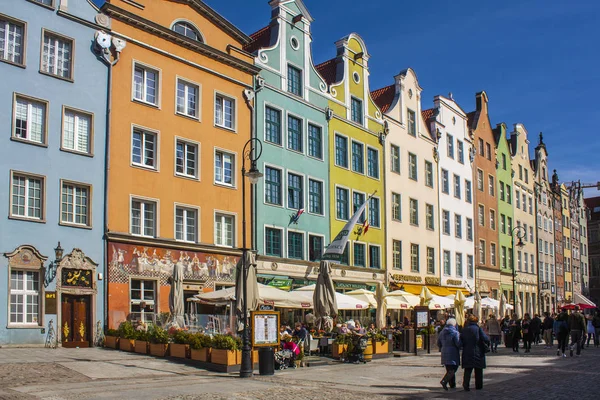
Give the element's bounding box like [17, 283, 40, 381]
[363, 339, 373, 361]
[120, 339, 135, 352]
[135, 340, 149, 354]
[170, 343, 189, 359]
[149, 343, 169, 357]
[332, 343, 347, 359]
[211, 349, 240, 366]
[373, 341, 389, 354]
[190, 348, 211, 362]
[104, 336, 119, 349]
[251, 350, 259, 366]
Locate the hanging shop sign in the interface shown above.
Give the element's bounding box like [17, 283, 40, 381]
[45, 292, 57, 315]
[392, 274, 422, 283]
[61, 269, 93, 288]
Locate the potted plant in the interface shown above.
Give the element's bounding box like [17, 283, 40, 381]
[134, 326, 149, 354]
[189, 333, 211, 362]
[148, 326, 169, 356]
[210, 334, 241, 366]
[117, 321, 136, 352]
[104, 328, 119, 349]
[369, 331, 389, 354]
[332, 333, 350, 359]
[170, 329, 190, 359]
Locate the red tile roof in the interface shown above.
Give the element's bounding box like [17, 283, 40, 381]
[315, 58, 338, 85]
[243, 26, 271, 54]
[371, 85, 395, 114]
[421, 108, 435, 122]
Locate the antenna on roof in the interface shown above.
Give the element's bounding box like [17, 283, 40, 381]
[448, 92, 453, 100]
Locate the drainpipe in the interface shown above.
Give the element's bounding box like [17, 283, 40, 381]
[380, 122, 388, 286]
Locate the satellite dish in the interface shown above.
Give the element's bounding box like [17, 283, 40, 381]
[95, 31, 112, 49]
[112, 38, 126, 53]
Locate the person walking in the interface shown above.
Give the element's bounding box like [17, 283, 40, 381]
[501, 315, 510, 347]
[586, 315, 596, 348]
[521, 314, 533, 353]
[437, 318, 461, 391]
[568, 305, 586, 357]
[531, 314, 542, 345]
[460, 315, 490, 391]
[593, 312, 600, 348]
[485, 315, 501, 353]
[542, 312, 554, 348]
[554, 308, 569, 357]
[509, 315, 521, 352]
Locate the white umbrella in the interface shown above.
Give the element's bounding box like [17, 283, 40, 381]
[386, 290, 420, 308]
[419, 286, 434, 307]
[454, 290, 466, 327]
[347, 289, 414, 310]
[295, 286, 369, 310]
[499, 293, 507, 318]
[169, 259, 185, 328]
[473, 290, 482, 320]
[375, 282, 387, 329]
[235, 251, 259, 315]
[427, 295, 454, 310]
[515, 295, 523, 319]
[192, 283, 311, 309]
[313, 261, 338, 329]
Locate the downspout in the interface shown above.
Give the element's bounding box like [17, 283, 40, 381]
[534, 184, 541, 315]
[380, 122, 388, 286]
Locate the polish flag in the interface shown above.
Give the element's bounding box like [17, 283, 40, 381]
[362, 219, 369, 235]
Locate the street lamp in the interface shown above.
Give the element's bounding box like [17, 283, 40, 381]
[511, 226, 526, 312]
[44, 242, 64, 288]
[239, 137, 263, 379]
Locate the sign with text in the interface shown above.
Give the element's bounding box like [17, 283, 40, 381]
[45, 291, 57, 315]
[251, 310, 280, 347]
[414, 306, 429, 328]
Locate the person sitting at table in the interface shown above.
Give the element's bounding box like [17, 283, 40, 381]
[292, 322, 308, 342]
[354, 322, 366, 335]
[339, 323, 349, 334]
[367, 323, 377, 334]
[280, 324, 292, 338]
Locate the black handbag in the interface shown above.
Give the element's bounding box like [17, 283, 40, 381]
[479, 327, 490, 353]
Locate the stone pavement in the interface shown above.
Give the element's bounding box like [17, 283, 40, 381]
[0, 343, 599, 399]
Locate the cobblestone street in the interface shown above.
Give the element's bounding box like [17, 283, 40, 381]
[0, 344, 599, 399]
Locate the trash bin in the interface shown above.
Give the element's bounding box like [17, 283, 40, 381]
[258, 347, 275, 376]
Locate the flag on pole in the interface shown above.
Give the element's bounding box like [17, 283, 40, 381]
[289, 208, 304, 226]
[361, 218, 370, 236]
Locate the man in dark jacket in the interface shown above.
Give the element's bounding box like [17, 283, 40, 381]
[542, 312, 554, 348]
[555, 308, 569, 357]
[568, 305, 586, 356]
[460, 315, 490, 391]
[531, 314, 542, 345]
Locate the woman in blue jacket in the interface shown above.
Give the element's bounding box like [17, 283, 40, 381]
[437, 318, 461, 390]
[460, 314, 490, 391]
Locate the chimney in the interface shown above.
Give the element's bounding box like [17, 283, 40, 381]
[475, 91, 488, 113]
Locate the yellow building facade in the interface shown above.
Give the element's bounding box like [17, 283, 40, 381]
[561, 184, 573, 302]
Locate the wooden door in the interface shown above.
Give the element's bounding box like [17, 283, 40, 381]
[61, 295, 90, 348]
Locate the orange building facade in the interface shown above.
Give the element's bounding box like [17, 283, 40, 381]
[102, 0, 258, 328]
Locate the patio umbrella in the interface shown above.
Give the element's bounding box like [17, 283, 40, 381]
[313, 261, 338, 329]
[346, 289, 377, 308]
[454, 290, 466, 327]
[375, 282, 388, 329]
[419, 286, 433, 307]
[387, 290, 420, 308]
[515, 295, 522, 319]
[473, 290, 482, 320]
[295, 285, 369, 310]
[235, 251, 259, 316]
[169, 259, 185, 328]
[499, 293, 507, 319]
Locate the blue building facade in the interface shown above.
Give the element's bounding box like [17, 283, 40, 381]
[0, 0, 109, 346]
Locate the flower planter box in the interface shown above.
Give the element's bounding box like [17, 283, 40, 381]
[251, 350, 259, 366]
[149, 343, 169, 357]
[120, 339, 135, 352]
[104, 336, 119, 349]
[332, 343, 347, 359]
[190, 348, 211, 362]
[372, 341, 389, 354]
[211, 349, 240, 366]
[135, 340, 149, 354]
[170, 343, 189, 359]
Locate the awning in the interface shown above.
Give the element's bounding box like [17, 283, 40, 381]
[399, 284, 469, 297]
[574, 292, 596, 308]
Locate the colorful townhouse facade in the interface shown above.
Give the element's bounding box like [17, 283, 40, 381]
[101, 0, 259, 328]
[561, 184, 573, 302]
[493, 123, 515, 303]
[0, 0, 108, 346]
[585, 197, 600, 304]
[372, 69, 443, 294]
[244, 0, 332, 291]
[569, 185, 581, 296]
[468, 92, 500, 299]
[578, 190, 589, 297]
[316, 33, 387, 288]
[510, 124, 538, 315]
[550, 172, 565, 306]
[425, 95, 475, 294]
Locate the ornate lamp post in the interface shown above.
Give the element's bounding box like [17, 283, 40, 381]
[511, 226, 526, 310]
[44, 242, 65, 288]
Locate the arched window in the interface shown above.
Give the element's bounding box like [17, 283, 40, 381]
[172, 21, 202, 42]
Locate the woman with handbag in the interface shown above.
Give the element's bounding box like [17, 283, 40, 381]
[522, 313, 533, 353]
[460, 314, 490, 391]
[437, 318, 461, 390]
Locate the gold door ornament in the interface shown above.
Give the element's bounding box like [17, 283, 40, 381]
[63, 322, 70, 341]
[79, 321, 85, 341]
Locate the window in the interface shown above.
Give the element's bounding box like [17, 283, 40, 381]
[335, 134, 348, 168]
[131, 279, 156, 323]
[524, 169, 529, 184]
[408, 153, 418, 180]
[340, 244, 349, 265]
[215, 213, 234, 247]
[0, 16, 25, 65]
[516, 189, 521, 209]
[336, 187, 349, 220]
[369, 197, 380, 228]
[507, 185, 512, 204]
[453, 174, 461, 199]
[214, 150, 234, 186]
[455, 214, 462, 238]
[465, 180, 472, 203]
[131, 199, 156, 237]
[215, 94, 235, 129]
[490, 243, 497, 266]
[467, 218, 473, 241]
[9, 270, 40, 325]
[287, 64, 302, 96]
[427, 247, 435, 274]
[265, 228, 282, 257]
[392, 193, 401, 221]
[524, 252, 529, 272]
[133, 63, 158, 105]
[501, 214, 506, 234]
[479, 138, 484, 156]
[522, 193, 527, 211]
[61, 108, 92, 154]
[308, 124, 322, 159]
[391, 145, 400, 173]
[175, 206, 197, 242]
[10, 172, 44, 220]
[501, 246, 507, 268]
[287, 173, 303, 210]
[13, 95, 47, 144]
[309, 235, 323, 262]
[352, 140, 365, 174]
[409, 198, 418, 226]
[441, 169, 449, 194]
[468, 255, 474, 278]
[517, 251, 522, 271]
[353, 192, 366, 223]
[410, 244, 419, 272]
[308, 179, 323, 215]
[354, 243, 366, 267]
[486, 142, 491, 160]
[176, 79, 199, 118]
[489, 175, 495, 196]
[367, 148, 379, 179]
[479, 240, 486, 264]
[407, 109, 416, 136]
[60, 181, 90, 227]
[426, 203, 434, 230]
[175, 140, 198, 178]
[500, 182, 505, 201]
[264, 166, 282, 205]
[351, 97, 363, 124]
[538, 214, 543, 228]
[550, 243, 554, 256]
[507, 216, 513, 233]
[369, 246, 381, 269]
[528, 197, 533, 214]
[287, 115, 303, 152]
[490, 209, 496, 230]
[265, 106, 282, 145]
[172, 21, 201, 41]
[456, 253, 463, 277]
[478, 204, 485, 226]
[447, 134, 454, 158]
[41, 31, 72, 79]
[392, 240, 402, 270]
[425, 161, 433, 187]
[457, 140, 464, 163]
[288, 231, 304, 259]
[530, 226, 534, 243]
[132, 128, 157, 169]
[477, 169, 484, 191]
[444, 250, 451, 275]
[442, 210, 450, 235]
[502, 154, 507, 170]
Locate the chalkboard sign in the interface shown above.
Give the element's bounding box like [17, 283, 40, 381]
[45, 292, 57, 315]
[259, 304, 274, 311]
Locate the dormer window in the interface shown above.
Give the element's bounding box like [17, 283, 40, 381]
[172, 21, 202, 42]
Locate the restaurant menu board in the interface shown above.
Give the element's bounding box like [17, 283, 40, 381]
[415, 306, 429, 328]
[251, 311, 280, 347]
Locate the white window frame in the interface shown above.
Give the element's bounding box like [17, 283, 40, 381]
[131, 125, 159, 170]
[12, 93, 48, 146]
[175, 77, 201, 120]
[130, 196, 159, 238]
[174, 137, 200, 180]
[9, 170, 45, 222]
[130, 278, 157, 324]
[40, 29, 74, 80]
[214, 91, 237, 131]
[174, 203, 199, 243]
[59, 179, 91, 228]
[9, 269, 42, 326]
[0, 14, 26, 66]
[61, 106, 93, 155]
[214, 211, 236, 248]
[368, 244, 382, 269]
[214, 148, 237, 188]
[132, 61, 160, 106]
